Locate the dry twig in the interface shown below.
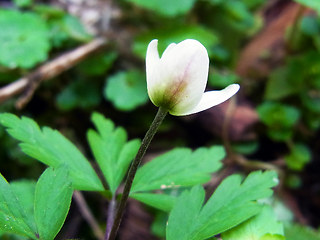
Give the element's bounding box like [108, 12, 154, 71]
[0, 37, 108, 108]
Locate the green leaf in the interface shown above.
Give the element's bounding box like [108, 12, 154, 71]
[284, 223, 320, 240]
[265, 67, 298, 100]
[87, 112, 140, 194]
[61, 15, 92, 42]
[0, 174, 37, 239]
[125, 0, 196, 17]
[34, 165, 73, 240]
[221, 205, 284, 240]
[0, 10, 50, 68]
[0, 113, 104, 191]
[167, 185, 205, 240]
[285, 144, 311, 171]
[293, 0, 320, 15]
[77, 52, 117, 76]
[151, 211, 167, 238]
[300, 16, 320, 36]
[104, 70, 149, 111]
[131, 146, 225, 193]
[10, 180, 36, 221]
[257, 102, 300, 141]
[14, 0, 33, 8]
[209, 69, 239, 88]
[56, 79, 101, 111]
[35, 166, 73, 240]
[133, 25, 219, 59]
[131, 193, 176, 212]
[166, 171, 279, 240]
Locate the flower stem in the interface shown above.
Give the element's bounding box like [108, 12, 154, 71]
[106, 107, 167, 240]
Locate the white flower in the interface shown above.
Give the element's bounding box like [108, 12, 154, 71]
[146, 39, 240, 116]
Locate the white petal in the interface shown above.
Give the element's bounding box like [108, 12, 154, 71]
[146, 39, 160, 90]
[161, 43, 177, 59]
[160, 39, 209, 112]
[173, 84, 240, 116]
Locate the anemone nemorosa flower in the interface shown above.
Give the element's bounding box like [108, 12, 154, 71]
[146, 39, 240, 116]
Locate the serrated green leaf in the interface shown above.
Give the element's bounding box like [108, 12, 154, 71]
[284, 223, 320, 240]
[131, 193, 176, 212]
[0, 113, 104, 191]
[133, 25, 219, 59]
[0, 174, 37, 239]
[0, 10, 50, 68]
[125, 0, 196, 17]
[221, 205, 284, 240]
[166, 171, 279, 240]
[34, 166, 73, 240]
[87, 112, 140, 194]
[131, 146, 224, 193]
[104, 70, 149, 111]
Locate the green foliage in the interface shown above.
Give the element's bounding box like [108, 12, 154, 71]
[56, 79, 101, 111]
[87, 112, 140, 194]
[257, 102, 300, 141]
[0, 9, 50, 68]
[221, 205, 284, 240]
[33, 4, 91, 47]
[166, 171, 278, 240]
[285, 144, 311, 171]
[293, 0, 320, 15]
[130, 192, 176, 212]
[265, 52, 320, 101]
[10, 181, 36, 219]
[133, 25, 219, 58]
[0, 174, 37, 239]
[0, 167, 73, 240]
[104, 70, 149, 111]
[77, 52, 117, 76]
[131, 146, 224, 192]
[34, 166, 73, 240]
[61, 15, 92, 42]
[125, 0, 197, 17]
[209, 69, 240, 88]
[284, 223, 320, 240]
[14, 0, 33, 8]
[0, 113, 104, 191]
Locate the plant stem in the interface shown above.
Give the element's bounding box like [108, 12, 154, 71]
[73, 191, 104, 240]
[106, 107, 167, 240]
[106, 195, 116, 238]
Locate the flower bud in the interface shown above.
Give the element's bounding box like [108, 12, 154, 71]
[146, 39, 240, 116]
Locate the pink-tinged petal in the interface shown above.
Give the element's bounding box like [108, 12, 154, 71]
[172, 84, 240, 116]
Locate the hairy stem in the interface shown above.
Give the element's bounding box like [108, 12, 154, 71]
[106, 107, 168, 240]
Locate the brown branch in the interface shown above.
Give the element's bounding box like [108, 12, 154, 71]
[0, 37, 108, 108]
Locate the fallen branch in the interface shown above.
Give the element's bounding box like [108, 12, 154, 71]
[0, 37, 108, 108]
